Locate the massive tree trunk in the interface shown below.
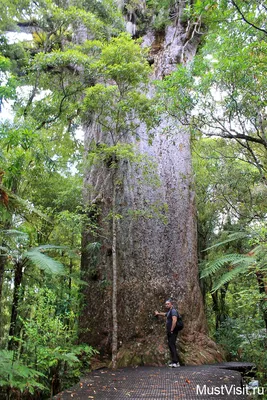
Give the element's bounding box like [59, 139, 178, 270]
[80, 1, 223, 366]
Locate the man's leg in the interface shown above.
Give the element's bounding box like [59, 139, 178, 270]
[167, 332, 178, 363]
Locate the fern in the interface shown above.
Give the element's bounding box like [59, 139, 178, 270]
[0, 184, 49, 221]
[0, 229, 28, 239]
[34, 244, 67, 251]
[0, 350, 45, 393]
[203, 231, 249, 252]
[52, 351, 80, 364]
[0, 245, 8, 252]
[86, 242, 101, 252]
[24, 250, 65, 275]
[201, 253, 253, 278]
[212, 264, 252, 292]
[34, 244, 80, 260]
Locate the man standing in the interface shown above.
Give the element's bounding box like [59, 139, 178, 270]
[155, 299, 180, 367]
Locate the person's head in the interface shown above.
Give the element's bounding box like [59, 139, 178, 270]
[165, 299, 173, 309]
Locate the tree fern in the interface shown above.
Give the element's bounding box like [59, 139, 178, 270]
[34, 244, 67, 251]
[0, 350, 45, 393]
[212, 264, 253, 293]
[201, 253, 254, 278]
[24, 250, 65, 275]
[203, 231, 249, 252]
[0, 245, 8, 252]
[0, 183, 49, 221]
[0, 229, 66, 275]
[0, 229, 28, 239]
[86, 242, 101, 252]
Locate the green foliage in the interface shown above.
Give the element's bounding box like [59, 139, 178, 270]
[156, 0, 267, 181]
[0, 287, 97, 397]
[0, 52, 17, 106]
[26, 287, 97, 388]
[0, 229, 66, 274]
[24, 249, 65, 275]
[87, 143, 142, 167]
[155, 65, 197, 125]
[33, 49, 94, 71]
[143, 0, 213, 31]
[0, 350, 45, 394]
[204, 232, 251, 251]
[82, 33, 155, 153]
[97, 33, 150, 84]
[210, 282, 267, 382]
[201, 253, 253, 279]
[201, 226, 267, 289]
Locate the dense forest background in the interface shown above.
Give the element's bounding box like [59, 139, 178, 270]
[0, 0, 267, 398]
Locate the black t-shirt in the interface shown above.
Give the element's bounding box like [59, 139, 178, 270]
[166, 308, 179, 333]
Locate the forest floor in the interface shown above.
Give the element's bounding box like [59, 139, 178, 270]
[54, 362, 255, 399]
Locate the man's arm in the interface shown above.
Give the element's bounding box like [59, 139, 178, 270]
[155, 311, 166, 317]
[171, 316, 177, 332]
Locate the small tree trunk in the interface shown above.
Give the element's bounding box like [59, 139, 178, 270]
[255, 271, 267, 332]
[0, 254, 6, 307]
[66, 259, 73, 329]
[0, 221, 11, 313]
[211, 292, 220, 331]
[112, 175, 118, 369]
[211, 285, 229, 331]
[8, 262, 23, 350]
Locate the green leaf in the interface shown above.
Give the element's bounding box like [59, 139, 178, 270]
[24, 250, 65, 275]
[212, 265, 252, 293]
[203, 231, 249, 251]
[201, 253, 255, 278]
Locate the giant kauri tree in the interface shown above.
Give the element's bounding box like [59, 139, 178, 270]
[80, 0, 222, 366]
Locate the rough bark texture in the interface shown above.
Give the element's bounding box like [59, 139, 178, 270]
[80, 2, 223, 366]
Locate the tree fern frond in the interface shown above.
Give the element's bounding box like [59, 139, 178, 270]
[0, 229, 28, 239]
[256, 258, 267, 270]
[69, 276, 89, 286]
[257, 266, 267, 273]
[0, 246, 8, 252]
[203, 231, 249, 252]
[251, 245, 264, 255]
[53, 352, 79, 363]
[86, 242, 101, 252]
[34, 244, 68, 252]
[24, 250, 65, 275]
[0, 184, 49, 221]
[251, 245, 267, 261]
[212, 265, 251, 292]
[34, 245, 80, 260]
[201, 253, 249, 278]
[66, 249, 80, 260]
[231, 257, 256, 267]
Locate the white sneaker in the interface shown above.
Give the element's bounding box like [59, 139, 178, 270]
[172, 363, 180, 368]
[168, 362, 174, 367]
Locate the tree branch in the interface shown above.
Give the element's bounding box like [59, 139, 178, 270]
[231, 0, 267, 35]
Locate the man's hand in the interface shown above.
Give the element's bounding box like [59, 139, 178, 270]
[155, 311, 166, 317]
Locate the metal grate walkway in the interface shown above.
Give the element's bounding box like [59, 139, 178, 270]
[54, 363, 254, 399]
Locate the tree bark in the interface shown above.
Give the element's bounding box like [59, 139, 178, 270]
[111, 176, 118, 369]
[255, 271, 267, 332]
[8, 262, 23, 350]
[80, 1, 223, 366]
[0, 254, 6, 309]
